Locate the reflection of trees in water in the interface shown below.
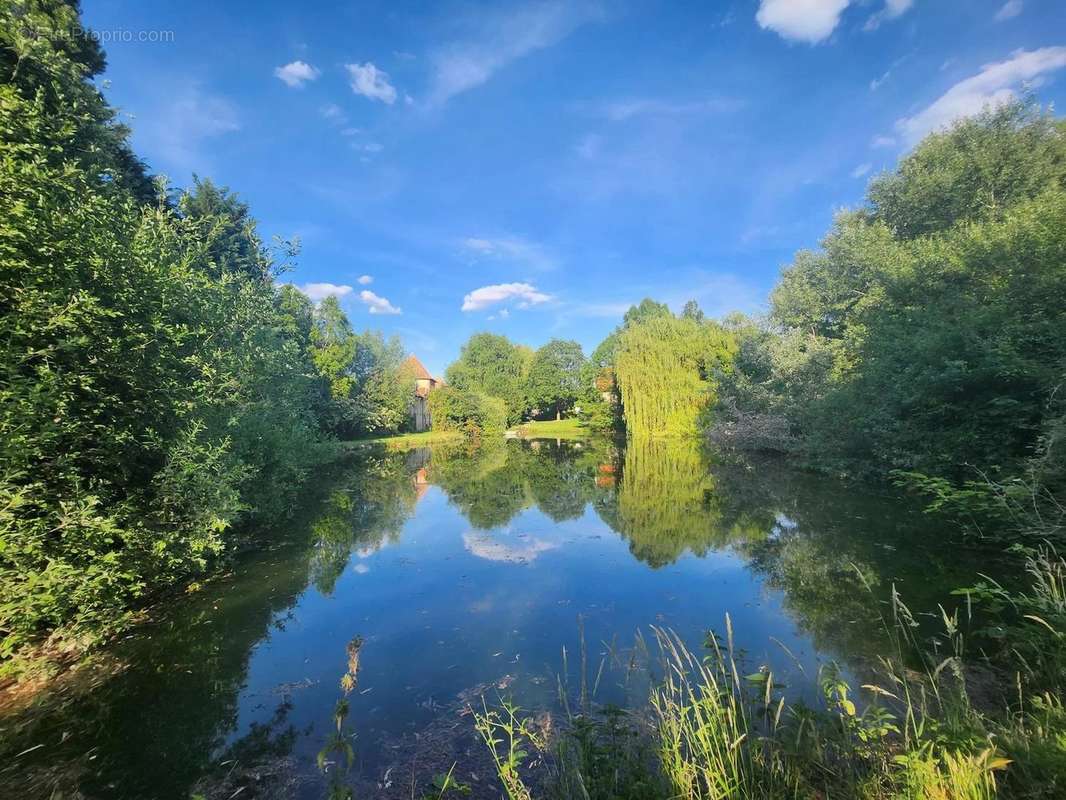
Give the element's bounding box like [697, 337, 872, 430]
[428, 439, 608, 529]
[2, 453, 422, 799]
[595, 439, 772, 568]
[309, 452, 419, 594]
[716, 456, 992, 662]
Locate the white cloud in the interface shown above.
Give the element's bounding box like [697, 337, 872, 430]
[864, 0, 914, 31]
[995, 1, 1023, 22]
[870, 70, 891, 91]
[298, 282, 354, 301]
[461, 236, 557, 270]
[461, 282, 552, 312]
[345, 62, 398, 104]
[359, 290, 402, 315]
[274, 60, 320, 88]
[755, 0, 850, 44]
[851, 162, 872, 178]
[896, 47, 1066, 144]
[357, 274, 374, 285]
[870, 134, 897, 148]
[427, 1, 600, 105]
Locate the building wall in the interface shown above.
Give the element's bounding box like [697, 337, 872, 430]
[412, 396, 430, 431]
[411, 377, 435, 431]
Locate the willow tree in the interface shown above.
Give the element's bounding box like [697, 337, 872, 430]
[614, 309, 736, 438]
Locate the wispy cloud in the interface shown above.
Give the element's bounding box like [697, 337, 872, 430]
[427, 1, 601, 106]
[298, 282, 353, 301]
[461, 282, 552, 312]
[138, 85, 239, 174]
[357, 274, 374, 285]
[601, 97, 740, 121]
[274, 60, 320, 88]
[346, 62, 398, 104]
[870, 70, 890, 91]
[851, 162, 872, 178]
[864, 0, 914, 32]
[870, 134, 897, 148]
[896, 47, 1066, 144]
[995, 1, 1023, 22]
[461, 236, 557, 271]
[755, 0, 849, 44]
[360, 289, 402, 314]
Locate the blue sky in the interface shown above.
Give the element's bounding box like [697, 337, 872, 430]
[83, 0, 1066, 376]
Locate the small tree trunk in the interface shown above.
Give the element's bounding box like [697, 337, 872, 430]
[556, 407, 561, 421]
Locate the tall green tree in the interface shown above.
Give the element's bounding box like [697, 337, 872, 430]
[525, 339, 586, 420]
[615, 307, 736, 438]
[446, 333, 530, 424]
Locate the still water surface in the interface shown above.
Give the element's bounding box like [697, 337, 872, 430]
[3, 438, 995, 798]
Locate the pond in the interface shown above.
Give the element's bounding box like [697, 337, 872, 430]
[2, 437, 999, 799]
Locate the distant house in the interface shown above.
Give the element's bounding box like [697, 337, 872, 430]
[405, 355, 441, 432]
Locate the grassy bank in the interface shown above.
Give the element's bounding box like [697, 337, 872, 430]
[511, 418, 590, 440]
[345, 430, 466, 451]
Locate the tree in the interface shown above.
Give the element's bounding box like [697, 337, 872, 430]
[178, 177, 272, 282]
[446, 333, 529, 425]
[614, 310, 736, 438]
[714, 100, 1066, 483]
[525, 339, 586, 420]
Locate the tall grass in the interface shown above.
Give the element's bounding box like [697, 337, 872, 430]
[473, 552, 1066, 798]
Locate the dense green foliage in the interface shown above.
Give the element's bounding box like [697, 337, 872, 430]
[713, 103, 1066, 497]
[427, 385, 507, 438]
[614, 305, 736, 438]
[445, 332, 532, 425]
[525, 339, 586, 420]
[309, 296, 413, 438]
[0, 2, 411, 670]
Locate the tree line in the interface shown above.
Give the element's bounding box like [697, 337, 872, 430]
[0, 1, 414, 673]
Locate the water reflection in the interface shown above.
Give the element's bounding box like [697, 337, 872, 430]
[1, 437, 996, 799]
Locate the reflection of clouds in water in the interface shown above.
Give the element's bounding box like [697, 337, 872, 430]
[462, 531, 558, 564]
[770, 513, 798, 539]
[352, 563, 370, 574]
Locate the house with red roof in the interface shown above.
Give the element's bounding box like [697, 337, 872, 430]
[404, 355, 441, 432]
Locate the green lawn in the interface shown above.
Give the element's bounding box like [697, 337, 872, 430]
[344, 430, 464, 451]
[510, 418, 589, 439]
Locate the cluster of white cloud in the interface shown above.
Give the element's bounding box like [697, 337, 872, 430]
[345, 62, 398, 104]
[896, 46, 1066, 144]
[294, 281, 401, 315]
[298, 282, 353, 301]
[756, 0, 913, 44]
[461, 282, 551, 312]
[274, 60, 320, 88]
[359, 289, 401, 315]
